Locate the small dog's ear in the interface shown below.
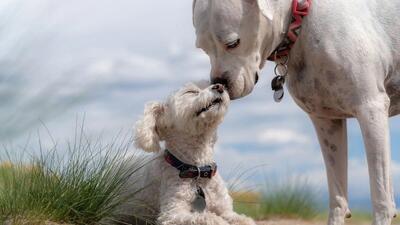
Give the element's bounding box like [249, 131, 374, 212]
[134, 102, 164, 153]
[256, 0, 274, 20]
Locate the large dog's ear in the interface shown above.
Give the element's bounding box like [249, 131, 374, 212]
[256, 0, 274, 20]
[134, 102, 164, 153]
[192, 0, 198, 25]
[192, 0, 197, 20]
[192, 0, 209, 26]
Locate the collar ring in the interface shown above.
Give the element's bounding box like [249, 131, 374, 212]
[196, 166, 201, 180]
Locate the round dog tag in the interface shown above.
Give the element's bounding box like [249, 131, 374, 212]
[192, 186, 206, 212]
[274, 89, 284, 102]
[271, 76, 285, 91]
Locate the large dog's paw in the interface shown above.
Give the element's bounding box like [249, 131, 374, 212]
[326, 207, 348, 225]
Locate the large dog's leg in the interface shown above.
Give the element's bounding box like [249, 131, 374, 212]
[356, 98, 396, 225]
[310, 116, 350, 225]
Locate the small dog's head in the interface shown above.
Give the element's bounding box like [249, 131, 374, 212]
[193, 0, 280, 99]
[134, 81, 230, 152]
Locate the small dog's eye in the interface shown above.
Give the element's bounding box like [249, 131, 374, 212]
[226, 39, 240, 49]
[184, 90, 199, 95]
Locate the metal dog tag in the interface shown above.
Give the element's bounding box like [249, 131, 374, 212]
[271, 76, 285, 91]
[192, 186, 206, 212]
[271, 76, 285, 102]
[274, 88, 284, 102]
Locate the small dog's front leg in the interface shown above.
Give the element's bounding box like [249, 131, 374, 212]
[157, 211, 230, 225]
[158, 178, 231, 225]
[220, 212, 257, 225]
[207, 175, 257, 225]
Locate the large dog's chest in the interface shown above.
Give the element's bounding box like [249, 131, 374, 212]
[281, 34, 359, 118]
[285, 63, 400, 118]
[285, 65, 356, 119]
[386, 65, 400, 116]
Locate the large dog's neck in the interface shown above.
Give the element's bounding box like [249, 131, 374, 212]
[262, 0, 297, 61]
[163, 130, 216, 166]
[261, 0, 313, 72]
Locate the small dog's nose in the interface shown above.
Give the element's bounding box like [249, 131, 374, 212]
[212, 84, 225, 94]
[211, 77, 228, 88]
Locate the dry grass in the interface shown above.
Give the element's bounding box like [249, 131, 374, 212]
[232, 178, 319, 220]
[0, 131, 153, 225]
[256, 216, 400, 225]
[4, 218, 74, 225]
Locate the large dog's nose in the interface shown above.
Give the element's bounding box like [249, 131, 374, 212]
[255, 72, 259, 84]
[211, 77, 228, 88]
[212, 84, 224, 94]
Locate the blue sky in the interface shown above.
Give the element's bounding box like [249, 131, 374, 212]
[0, 0, 399, 210]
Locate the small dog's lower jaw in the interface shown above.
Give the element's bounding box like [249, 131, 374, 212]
[196, 98, 223, 116]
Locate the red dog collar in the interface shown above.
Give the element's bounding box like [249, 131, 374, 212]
[267, 0, 312, 61]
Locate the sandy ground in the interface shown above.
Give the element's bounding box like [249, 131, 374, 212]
[257, 219, 321, 225]
[4, 220, 74, 225]
[256, 218, 400, 225]
[5, 218, 400, 225]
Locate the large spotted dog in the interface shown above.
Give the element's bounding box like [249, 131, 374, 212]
[192, 0, 400, 225]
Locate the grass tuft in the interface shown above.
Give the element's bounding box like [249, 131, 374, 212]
[0, 129, 152, 225]
[259, 177, 320, 219]
[233, 177, 320, 220]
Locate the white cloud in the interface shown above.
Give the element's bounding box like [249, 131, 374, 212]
[233, 101, 301, 117]
[215, 144, 323, 179]
[258, 128, 311, 145]
[85, 54, 171, 83]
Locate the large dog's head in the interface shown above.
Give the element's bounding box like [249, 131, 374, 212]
[134, 81, 230, 152]
[193, 0, 285, 99]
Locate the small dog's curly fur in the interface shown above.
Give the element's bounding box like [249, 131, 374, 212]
[125, 81, 256, 225]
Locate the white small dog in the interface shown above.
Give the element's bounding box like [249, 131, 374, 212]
[131, 81, 256, 225]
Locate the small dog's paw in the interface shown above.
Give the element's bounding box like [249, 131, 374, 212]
[158, 212, 231, 225]
[222, 214, 257, 225]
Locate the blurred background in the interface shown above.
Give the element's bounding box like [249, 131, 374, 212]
[0, 0, 399, 211]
